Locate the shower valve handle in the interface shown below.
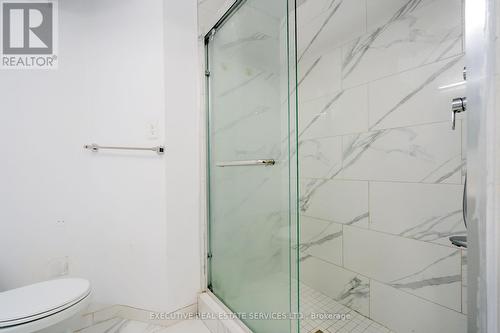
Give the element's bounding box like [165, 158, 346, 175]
[451, 97, 467, 130]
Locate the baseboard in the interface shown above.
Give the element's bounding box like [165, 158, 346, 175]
[80, 302, 197, 329]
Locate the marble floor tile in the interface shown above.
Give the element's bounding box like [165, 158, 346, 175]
[76, 318, 210, 333]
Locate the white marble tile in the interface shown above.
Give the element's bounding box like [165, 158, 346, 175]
[299, 85, 369, 139]
[298, 136, 342, 179]
[366, 0, 457, 30]
[300, 179, 369, 227]
[198, 0, 230, 15]
[83, 303, 113, 315]
[198, 0, 234, 36]
[370, 280, 467, 333]
[299, 216, 343, 265]
[342, 0, 463, 88]
[298, 48, 342, 102]
[77, 318, 123, 333]
[368, 56, 465, 131]
[78, 318, 210, 333]
[366, 0, 409, 30]
[246, 0, 286, 20]
[343, 226, 462, 311]
[297, 0, 366, 59]
[163, 320, 211, 333]
[91, 305, 122, 325]
[301, 256, 370, 316]
[370, 182, 466, 246]
[341, 122, 462, 184]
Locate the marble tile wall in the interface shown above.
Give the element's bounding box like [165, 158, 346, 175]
[297, 0, 468, 332]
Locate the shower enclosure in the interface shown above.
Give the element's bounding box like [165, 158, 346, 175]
[205, 0, 299, 332]
[206, 0, 470, 332]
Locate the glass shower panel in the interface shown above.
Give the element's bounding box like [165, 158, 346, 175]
[206, 1, 298, 333]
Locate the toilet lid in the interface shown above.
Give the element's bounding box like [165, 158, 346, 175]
[0, 278, 91, 327]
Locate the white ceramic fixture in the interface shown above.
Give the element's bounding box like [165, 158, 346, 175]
[0, 279, 91, 333]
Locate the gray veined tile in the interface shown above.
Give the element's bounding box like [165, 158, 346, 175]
[301, 256, 370, 316]
[198, 0, 228, 13]
[344, 226, 462, 311]
[77, 318, 168, 333]
[370, 182, 466, 246]
[298, 48, 342, 102]
[299, 216, 343, 265]
[366, 0, 459, 30]
[299, 85, 369, 139]
[370, 280, 467, 333]
[341, 122, 462, 183]
[198, 0, 230, 36]
[246, 0, 287, 20]
[300, 179, 369, 227]
[297, 0, 366, 60]
[342, 0, 463, 88]
[368, 56, 465, 131]
[77, 318, 124, 333]
[298, 136, 342, 179]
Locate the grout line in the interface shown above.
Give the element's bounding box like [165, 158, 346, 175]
[367, 181, 371, 230]
[298, 53, 465, 105]
[343, 222, 464, 251]
[301, 211, 464, 251]
[300, 176, 464, 186]
[299, 120, 463, 142]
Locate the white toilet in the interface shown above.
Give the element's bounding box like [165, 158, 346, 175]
[0, 279, 91, 333]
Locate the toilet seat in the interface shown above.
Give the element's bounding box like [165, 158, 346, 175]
[0, 279, 91, 328]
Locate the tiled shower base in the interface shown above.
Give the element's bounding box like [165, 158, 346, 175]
[300, 284, 393, 333]
[199, 282, 393, 333]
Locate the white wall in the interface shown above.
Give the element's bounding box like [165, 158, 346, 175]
[0, 0, 201, 313]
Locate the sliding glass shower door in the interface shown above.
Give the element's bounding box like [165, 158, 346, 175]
[206, 1, 298, 332]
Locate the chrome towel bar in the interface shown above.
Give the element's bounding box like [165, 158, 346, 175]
[216, 159, 276, 167]
[84, 143, 165, 155]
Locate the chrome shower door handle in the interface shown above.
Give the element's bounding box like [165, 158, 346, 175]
[451, 97, 467, 130]
[216, 159, 276, 167]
